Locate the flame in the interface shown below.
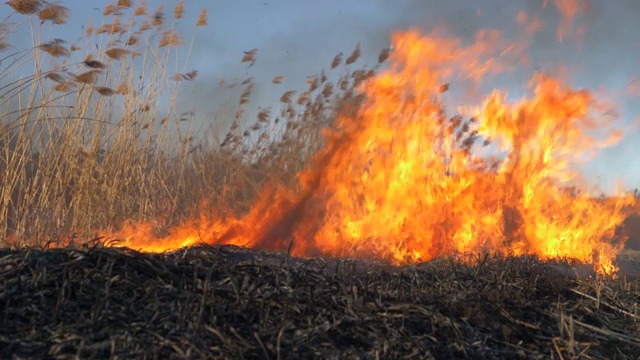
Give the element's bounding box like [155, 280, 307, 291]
[104, 28, 635, 275]
[545, 0, 590, 41]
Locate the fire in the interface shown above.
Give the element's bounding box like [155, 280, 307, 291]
[545, 0, 590, 41]
[104, 28, 635, 275]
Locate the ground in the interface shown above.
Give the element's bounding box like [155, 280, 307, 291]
[1, 244, 639, 359]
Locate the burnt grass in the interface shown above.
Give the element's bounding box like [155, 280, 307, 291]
[1, 244, 639, 360]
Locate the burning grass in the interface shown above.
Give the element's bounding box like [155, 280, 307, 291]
[2, 1, 640, 357]
[94, 31, 638, 276]
[1, 244, 639, 359]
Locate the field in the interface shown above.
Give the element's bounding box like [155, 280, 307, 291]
[2, 1, 640, 359]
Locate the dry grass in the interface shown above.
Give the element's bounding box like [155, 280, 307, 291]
[0, 0, 373, 247]
[196, 9, 208, 27]
[37, 4, 70, 25]
[6, 0, 42, 15]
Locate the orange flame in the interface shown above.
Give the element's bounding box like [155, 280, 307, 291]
[104, 29, 635, 275]
[545, 0, 590, 41]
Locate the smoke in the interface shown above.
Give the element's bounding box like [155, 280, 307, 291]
[181, 0, 638, 126]
[169, 0, 640, 191]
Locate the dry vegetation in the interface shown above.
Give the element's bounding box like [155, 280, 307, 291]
[0, 0, 373, 246]
[2, 1, 640, 359]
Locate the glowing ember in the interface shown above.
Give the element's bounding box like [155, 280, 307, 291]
[104, 28, 635, 275]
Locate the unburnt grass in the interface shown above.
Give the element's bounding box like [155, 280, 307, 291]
[0, 0, 381, 246]
[1, 244, 639, 359]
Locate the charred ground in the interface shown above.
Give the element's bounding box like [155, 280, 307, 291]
[1, 244, 639, 359]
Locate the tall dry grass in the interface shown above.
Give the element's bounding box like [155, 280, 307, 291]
[0, 0, 383, 247]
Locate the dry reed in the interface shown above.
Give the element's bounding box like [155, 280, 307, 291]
[37, 4, 69, 24]
[173, 0, 185, 19]
[37, 39, 69, 57]
[0, 0, 367, 246]
[7, 0, 42, 15]
[105, 48, 128, 60]
[196, 9, 208, 27]
[158, 30, 181, 48]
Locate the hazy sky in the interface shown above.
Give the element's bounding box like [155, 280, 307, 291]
[4, 0, 640, 193]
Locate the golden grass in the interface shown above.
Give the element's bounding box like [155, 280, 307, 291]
[158, 30, 181, 48]
[37, 4, 69, 24]
[105, 47, 128, 60]
[0, 0, 375, 247]
[37, 39, 70, 57]
[173, 0, 185, 20]
[6, 0, 42, 15]
[196, 9, 208, 27]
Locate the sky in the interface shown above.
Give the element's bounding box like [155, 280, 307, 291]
[3, 0, 640, 193]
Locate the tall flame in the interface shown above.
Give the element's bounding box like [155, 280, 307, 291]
[103, 29, 635, 274]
